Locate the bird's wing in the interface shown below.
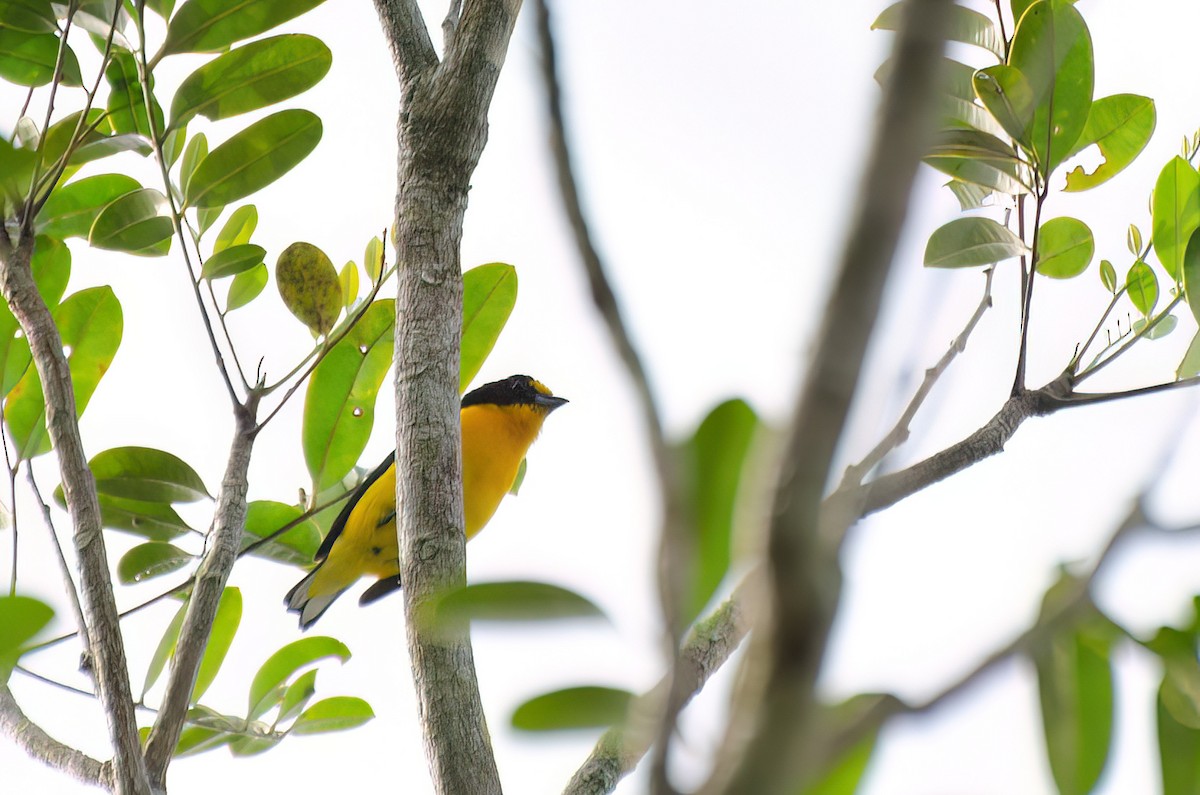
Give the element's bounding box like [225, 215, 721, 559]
[314, 451, 396, 562]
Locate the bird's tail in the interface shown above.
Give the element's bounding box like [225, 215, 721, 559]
[285, 565, 348, 630]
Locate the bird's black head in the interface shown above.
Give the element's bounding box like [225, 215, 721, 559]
[461, 375, 568, 411]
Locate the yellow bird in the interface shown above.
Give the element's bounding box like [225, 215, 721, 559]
[286, 374, 567, 628]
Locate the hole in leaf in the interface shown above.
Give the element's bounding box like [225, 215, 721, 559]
[358, 345, 368, 354]
[352, 407, 364, 417]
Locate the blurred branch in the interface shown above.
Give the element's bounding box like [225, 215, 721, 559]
[839, 266, 995, 491]
[533, 2, 691, 789]
[708, 2, 953, 793]
[563, 583, 752, 795]
[0, 231, 151, 795]
[0, 683, 112, 790]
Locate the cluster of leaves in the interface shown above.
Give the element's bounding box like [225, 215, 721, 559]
[866, 2, 1200, 794]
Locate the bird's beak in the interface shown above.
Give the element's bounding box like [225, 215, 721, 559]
[536, 394, 569, 412]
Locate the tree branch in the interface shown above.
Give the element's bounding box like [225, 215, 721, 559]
[372, 1, 523, 791]
[708, 3, 953, 793]
[0, 683, 112, 791]
[532, 1, 691, 789]
[0, 234, 151, 795]
[143, 399, 258, 789]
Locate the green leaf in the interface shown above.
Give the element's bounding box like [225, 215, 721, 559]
[1148, 314, 1178, 341]
[227, 731, 280, 757]
[1128, 224, 1144, 257]
[511, 686, 633, 732]
[179, 133, 208, 199]
[1064, 94, 1156, 192]
[508, 457, 527, 496]
[0, 0, 57, 33]
[0, 27, 82, 86]
[1179, 330, 1200, 380]
[173, 726, 233, 758]
[36, 174, 141, 239]
[873, 2, 1003, 60]
[191, 587, 241, 703]
[1007, 0, 1094, 177]
[117, 542, 192, 585]
[96, 493, 194, 540]
[1152, 156, 1200, 282]
[88, 188, 174, 256]
[419, 581, 606, 634]
[925, 129, 1032, 195]
[201, 243, 265, 280]
[339, 261, 359, 310]
[1034, 217, 1093, 279]
[276, 241, 342, 335]
[1159, 679, 1200, 795]
[0, 135, 37, 215]
[185, 109, 322, 208]
[946, 180, 993, 212]
[973, 65, 1035, 148]
[104, 50, 163, 138]
[363, 235, 383, 282]
[924, 217, 1029, 268]
[1034, 576, 1117, 795]
[226, 262, 267, 311]
[800, 726, 877, 795]
[239, 500, 320, 566]
[90, 446, 210, 503]
[160, 0, 328, 56]
[247, 636, 350, 721]
[461, 263, 517, 392]
[302, 300, 393, 490]
[290, 696, 374, 735]
[1099, 259, 1117, 294]
[0, 236, 69, 396]
[196, 205, 223, 236]
[682, 398, 758, 623]
[169, 34, 331, 130]
[5, 286, 122, 460]
[276, 668, 318, 724]
[213, 205, 256, 254]
[142, 599, 187, 697]
[1127, 260, 1158, 317]
[0, 595, 54, 681]
[1184, 229, 1200, 326]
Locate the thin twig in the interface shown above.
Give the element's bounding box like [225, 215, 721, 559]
[26, 465, 90, 651]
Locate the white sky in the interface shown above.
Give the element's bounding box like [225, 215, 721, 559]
[5, 1, 1200, 793]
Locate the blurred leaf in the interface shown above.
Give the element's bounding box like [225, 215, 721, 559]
[160, 0, 328, 56]
[227, 731, 280, 757]
[460, 263, 517, 392]
[873, 2, 1003, 60]
[90, 446, 210, 503]
[1153, 156, 1200, 282]
[511, 686, 633, 732]
[5, 286, 122, 460]
[0, 27, 82, 86]
[276, 241, 342, 335]
[290, 696, 373, 735]
[339, 261, 359, 310]
[1034, 575, 1117, 795]
[1064, 94, 1156, 192]
[213, 205, 256, 254]
[1127, 260, 1158, 317]
[185, 109, 322, 208]
[0, 0, 57, 33]
[201, 243, 265, 280]
[973, 65, 1035, 148]
[419, 581, 606, 635]
[143, 599, 187, 697]
[1149, 314, 1178, 341]
[239, 500, 320, 565]
[1035, 217, 1093, 279]
[1185, 229, 1200, 326]
[1008, 0, 1094, 177]
[247, 636, 350, 721]
[36, 174, 141, 239]
[117, 542, 192, 585]
[88, 188, 174, 256]
[800, 727, 877, 795]
[276, 669, 318, 724]
[169, 34, 331, 129]
[302, 299, 393, 490]
[0, 595, 54, 681]
[682, 398, 758, 623]
[0, 135, 37, 215]
[191, 587, 241, 703]
[1177, 330, 1200, 380]
[925, 217, 1029, 268]
[508, 457, 527, 496]
[1159, 679, 1200, 795]
[226, 262, 267, 311]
